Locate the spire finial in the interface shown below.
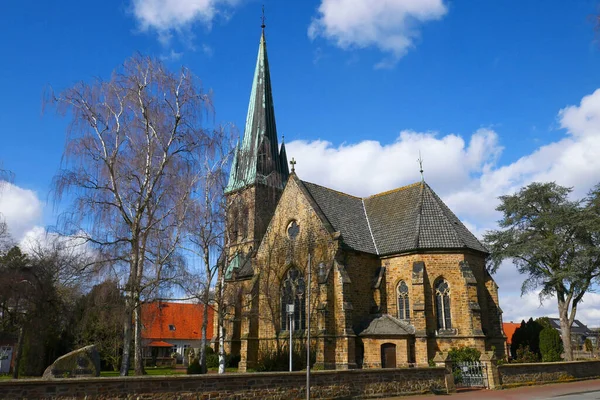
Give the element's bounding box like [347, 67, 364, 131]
[281, 134, 285, 144]
[290, 157, 296, 173]
[261, 5, 266, 29]
[417, 151, 424, 182]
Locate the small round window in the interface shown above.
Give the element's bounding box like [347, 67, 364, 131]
[287, 220, 299, 240]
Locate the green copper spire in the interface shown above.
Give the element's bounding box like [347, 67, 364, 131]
[225, 28, 289, 194]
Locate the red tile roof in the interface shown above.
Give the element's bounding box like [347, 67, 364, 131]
[141, 302, 214, 341]
[503, 322, 521, 345]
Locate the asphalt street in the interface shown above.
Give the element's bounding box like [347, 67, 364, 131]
[382, 379, 600, 399]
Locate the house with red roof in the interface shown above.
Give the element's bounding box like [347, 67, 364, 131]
[503, 322, 520, 359]
[141, 301, 214, 366]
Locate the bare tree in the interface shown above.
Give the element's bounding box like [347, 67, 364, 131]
[183, 127, 234, 373]
[48, 54, 217, 375]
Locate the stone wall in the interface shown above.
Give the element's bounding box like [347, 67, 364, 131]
[498, 360, 600, 387]
[0, 367, 446, 400]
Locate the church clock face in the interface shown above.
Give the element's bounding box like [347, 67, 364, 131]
[287, 220, 299, 240]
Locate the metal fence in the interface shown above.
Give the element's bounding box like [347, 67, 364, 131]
[452, 361, 487, 388]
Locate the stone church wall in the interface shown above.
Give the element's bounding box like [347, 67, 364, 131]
[383, 252, 489, 365]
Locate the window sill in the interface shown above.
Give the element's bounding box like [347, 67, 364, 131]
[435, 328, 457, 337]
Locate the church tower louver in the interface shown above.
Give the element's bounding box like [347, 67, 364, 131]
[224, 25, 289, 272]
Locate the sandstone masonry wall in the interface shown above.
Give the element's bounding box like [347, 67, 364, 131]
[498, 360, 600, 387]
[0, 368, 446, 400]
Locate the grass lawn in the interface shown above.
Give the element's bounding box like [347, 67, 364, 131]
[0, 375, 12, 381]
[100, 367, 186, 377]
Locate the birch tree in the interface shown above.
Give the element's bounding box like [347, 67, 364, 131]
[48, 55, 216, 375]
[183, 127, 234, 373]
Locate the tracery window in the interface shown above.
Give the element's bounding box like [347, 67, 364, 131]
[280, 267, 306, 331]
[435, 279, 452, 330]
[397, 281, 410, 320]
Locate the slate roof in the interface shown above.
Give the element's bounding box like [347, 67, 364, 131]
[300, 180, 487, 256]
[301, 181, 377, 254]
[547, 318, 593, 336]
[357, 314, 416, 336]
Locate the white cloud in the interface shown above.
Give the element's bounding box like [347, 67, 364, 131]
[287, 88, 600, 326]
[308, 0, 447, 67]
[19, 225, 96, 260]
[131, 0, 240, 44]
[0, 182, 43, 241]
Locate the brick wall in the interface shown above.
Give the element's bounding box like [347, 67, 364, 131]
[498, 360, 600, 387]
[0, 368, 446, 400]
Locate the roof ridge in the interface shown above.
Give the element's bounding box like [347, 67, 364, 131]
[367, 182, 421, 199]
[413, 182, 425, 250]
[423, 183, 469, 246]
[300, 180, 362, 199]
[362, 198, 379, 255]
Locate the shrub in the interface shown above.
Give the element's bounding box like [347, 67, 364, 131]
[254, 345, 315, 372]
[227, 354, 241, 368]
[585, 338, 594, 353]
[539, 327, 563, 362]
[448, 347, 481, 362]
[186, 359, 203, 374]
[205, 352, 241, 369]
[513, 345, 540, 363]
[206, 353, 219, 369]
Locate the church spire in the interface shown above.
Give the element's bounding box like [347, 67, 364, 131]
[225, 22, 289, 194]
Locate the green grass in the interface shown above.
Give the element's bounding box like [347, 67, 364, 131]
[207, 367, 238, 373]
[100, 367, 186, 377]
[0, 375, 12, 381]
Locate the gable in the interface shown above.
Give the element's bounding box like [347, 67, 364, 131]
[256, 175, 341, 263]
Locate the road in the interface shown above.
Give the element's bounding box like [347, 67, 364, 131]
[382, 379, 600, 399]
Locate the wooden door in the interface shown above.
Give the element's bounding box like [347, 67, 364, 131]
[381, 343, 396, 368]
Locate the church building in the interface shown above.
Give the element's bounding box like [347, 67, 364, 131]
[218, 26, 506, 371]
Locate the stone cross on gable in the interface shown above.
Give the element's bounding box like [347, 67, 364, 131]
[290, 157, 296, 173]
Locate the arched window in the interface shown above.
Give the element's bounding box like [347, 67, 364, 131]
[435, 279, 452, 330]
[397, 281, 410, 320]
[280, 268, 306, 331]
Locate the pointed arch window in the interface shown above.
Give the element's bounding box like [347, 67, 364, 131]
[397, 281, 410, 320]
[280, 267, 306, 331]
[435, 279, 452, 330]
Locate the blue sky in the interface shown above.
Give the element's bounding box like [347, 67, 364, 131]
[2, 0, 600, 324]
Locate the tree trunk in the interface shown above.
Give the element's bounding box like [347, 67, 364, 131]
[558, 299, 573, 361]
[218, 273, 226, 374]
[200, 300, 208, 374]
[12, 325, 24, 379]
[200, 251, 211, 374]
[134, 298, 146, 375]
[120, 296, 133, 376]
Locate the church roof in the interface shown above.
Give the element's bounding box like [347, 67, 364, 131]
[357, 314, 416, 336]
[225, 29, 289, 194]
[300, 179, 488, 256]
[301, 181, 377, 254]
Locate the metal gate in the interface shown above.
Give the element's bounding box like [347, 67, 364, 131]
[452, 361, 486, 388]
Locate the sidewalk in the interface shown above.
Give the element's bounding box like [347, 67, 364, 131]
[380, 378, 600, 399]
